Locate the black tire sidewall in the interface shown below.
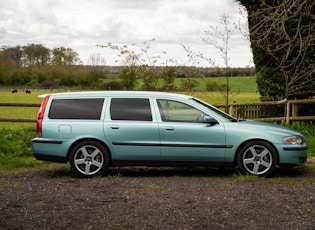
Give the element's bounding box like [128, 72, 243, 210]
[70, 140, 109, 178]
[237, 141, 278, 177]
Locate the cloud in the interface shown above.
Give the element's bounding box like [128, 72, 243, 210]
[0, 0, 252, 67]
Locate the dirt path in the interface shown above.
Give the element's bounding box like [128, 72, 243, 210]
[1, 166, 315, 229]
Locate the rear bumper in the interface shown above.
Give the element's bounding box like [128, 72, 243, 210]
[31, 137, 69, 163]
[34, 153, 67, 163]
[32, 139, 63, 145]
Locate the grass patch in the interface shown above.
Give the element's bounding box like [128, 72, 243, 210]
[143, 184, 166, 190]
[0, 128, 35, 157]
[179, 91, 260, 104]
[107, 173, 123, 179]
[258, 177, 305, 188]
[0, 89, 62, 103]
[306, 135, 315, 158]
[233, 174, 262, 182]
[173, 76, 258, 93]
[300, 164, 315, 171]
[0, 160, 64, 176]
[0, 155, 41, 169]
[134, 184, 166, 195]
[304, 179, 315, 184]
[233, 174, 310, 188]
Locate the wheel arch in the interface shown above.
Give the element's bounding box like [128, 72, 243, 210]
[233, 138, 279, 166]
[67, 138, 112, 163]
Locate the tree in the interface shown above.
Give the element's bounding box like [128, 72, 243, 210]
[89, 53, 107, 73]
[52, 47, 81, 65]
[120, 65, 137, 90]
[98, 39, 165, 91]
[23, 44, 50, 68]
[0, 49, 16, 71]
[237, 0, 315, 100]
[182, 14, 236, 111]
[1, 45, 24, 68]
[237, 0, 315, 121]
[202, 14, 233, 111]
[161, 67, 177, 91]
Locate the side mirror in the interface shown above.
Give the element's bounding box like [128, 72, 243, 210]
[203, 116, 218, 125]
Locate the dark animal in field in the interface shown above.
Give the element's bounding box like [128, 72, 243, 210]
[26, 90, 31, 94]
[11, 89, 17, 93]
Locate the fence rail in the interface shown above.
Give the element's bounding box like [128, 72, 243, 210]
[214, 99, 315, 123]
[0, 103, 40, 123]
[1, 99, 315, 124]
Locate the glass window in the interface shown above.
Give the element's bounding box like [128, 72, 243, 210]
[110, 98, 152, 121]
[48, 98, 104, 120]
[157, 99, 206, 122]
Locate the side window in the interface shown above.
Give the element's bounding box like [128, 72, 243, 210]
[110, 98, 152, 121]
[157, 99, 206, 123]
[48, 98, 104, 120]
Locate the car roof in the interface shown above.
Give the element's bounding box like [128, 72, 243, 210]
[39, 91, 193, 100]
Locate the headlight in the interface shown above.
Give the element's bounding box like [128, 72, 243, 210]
[284, 136, 303, 144]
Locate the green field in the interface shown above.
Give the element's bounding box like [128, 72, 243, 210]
[0, 77, 260, 129]
[174, 76, 258, 93]
[0, 76, 260, 104]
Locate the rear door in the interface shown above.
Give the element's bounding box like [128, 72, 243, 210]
[104, 97, 160, 161]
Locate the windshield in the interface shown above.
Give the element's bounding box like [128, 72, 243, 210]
[191, 98, 237, 121]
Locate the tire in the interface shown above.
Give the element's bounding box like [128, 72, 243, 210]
[237, 141, 278, 177]
[69, 140, 109, 178]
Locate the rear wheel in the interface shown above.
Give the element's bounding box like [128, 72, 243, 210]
[237, 141, 278, 177]
[70, 141, 109, 178]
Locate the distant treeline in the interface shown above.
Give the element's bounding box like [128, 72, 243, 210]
[0, 44, 254, 91]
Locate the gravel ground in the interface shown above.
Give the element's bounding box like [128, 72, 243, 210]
[0, 164, 315, 230]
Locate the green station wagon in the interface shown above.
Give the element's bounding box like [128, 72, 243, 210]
[31, 91, 308, 178]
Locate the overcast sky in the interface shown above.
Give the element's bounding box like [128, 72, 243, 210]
[0, 0, 253, 67]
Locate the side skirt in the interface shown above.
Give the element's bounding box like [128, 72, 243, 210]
[111, 160, 233, 168]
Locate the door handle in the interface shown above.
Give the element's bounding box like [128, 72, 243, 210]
[109, 125, 120, 129]
[163, 126, 175, 131]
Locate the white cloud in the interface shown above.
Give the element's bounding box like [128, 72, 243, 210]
[0, 0, 252, 67]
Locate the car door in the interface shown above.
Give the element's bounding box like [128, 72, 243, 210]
[104, 97, 160, 161]
[157, 99, 227, 162]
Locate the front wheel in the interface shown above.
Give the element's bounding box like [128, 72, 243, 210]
[70, 141, 109, 178]
[237, 141, 278, 177]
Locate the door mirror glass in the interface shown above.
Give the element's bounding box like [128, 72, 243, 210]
[203, 116, 218, 125]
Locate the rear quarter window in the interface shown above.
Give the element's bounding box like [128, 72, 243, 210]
[110, 98, 152, 121]
[48, 98, 104, 120]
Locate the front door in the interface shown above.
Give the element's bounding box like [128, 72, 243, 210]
[157, 99, 226, 162]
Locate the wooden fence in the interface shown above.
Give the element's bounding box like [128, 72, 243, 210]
[214, 99, 315, 123]
[1, 99, 315, 124]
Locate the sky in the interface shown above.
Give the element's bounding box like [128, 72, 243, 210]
[0, 0, 253, 67]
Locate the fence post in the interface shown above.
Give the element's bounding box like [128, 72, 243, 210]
[229, 105, 234, 117]
[292, 103, 298, 118]
[286, 101, 290, 124]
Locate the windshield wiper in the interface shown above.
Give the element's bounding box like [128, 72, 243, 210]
[230, 118, 246, 122]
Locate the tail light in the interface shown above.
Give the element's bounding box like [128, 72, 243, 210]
[36, 95, 50, 137]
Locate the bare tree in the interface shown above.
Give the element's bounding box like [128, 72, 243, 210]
[98, 39, 167, 90]
[183, 14, 236, 111]
[89, 53, 107, 74]
[89, 53, 106, 66]
[202, 14, 232, 111]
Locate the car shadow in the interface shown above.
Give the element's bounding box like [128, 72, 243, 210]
[49, 165, 312, 179]
[105, 166, 237, 178]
